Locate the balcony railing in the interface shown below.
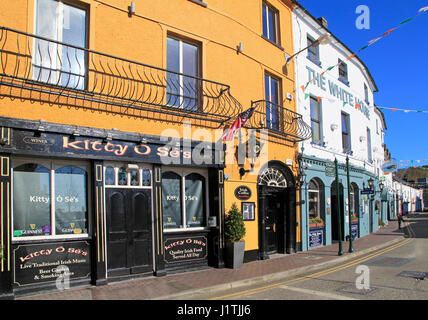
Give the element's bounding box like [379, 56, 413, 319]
[246, 100, 312, 143]
[0, 27, 242, 126]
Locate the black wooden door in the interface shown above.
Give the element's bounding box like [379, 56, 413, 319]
[265, 194, 278, 253]
[106, 188, 153, 277]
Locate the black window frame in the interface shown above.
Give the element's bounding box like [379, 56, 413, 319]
[338, 59, 349, 85]
[341, 112, 351, 153]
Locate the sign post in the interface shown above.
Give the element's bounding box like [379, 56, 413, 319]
[346, 157, 354, 253]
[335, 158, 343, 256]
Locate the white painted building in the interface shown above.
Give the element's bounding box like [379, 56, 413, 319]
[291, 3, 390, 250]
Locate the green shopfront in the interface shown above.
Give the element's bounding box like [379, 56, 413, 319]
[300, 155, 382, 251]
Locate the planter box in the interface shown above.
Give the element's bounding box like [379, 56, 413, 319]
[309, 223, 324, 228]
[225, 241, 245, 269]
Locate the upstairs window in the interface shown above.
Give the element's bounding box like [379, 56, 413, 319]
[262, 2, 280, 45]
[367, 127, 373, 163]
[166, 36, 201, 111]
[364, 83, 369, 104]
[33, 0, 88, 89]
[338, 59, 348, 84]
[264, 73, 281, 130]
[341, 112, 351, 152]
[307, 35, 320, 64]
[310, 96, 322, 144]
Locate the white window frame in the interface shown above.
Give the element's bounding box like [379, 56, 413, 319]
[11, 157, 90, 242]
[308, 179, 321, 220]
[161, 167, 209, 232]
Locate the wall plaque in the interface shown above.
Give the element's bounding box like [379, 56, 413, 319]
[234, 185, 252, 200]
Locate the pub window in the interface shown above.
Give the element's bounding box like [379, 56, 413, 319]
[105, 166, 115, 185]
[33, 0, 88, 89]
[262, 2, 280, 45]
[118, 167, 128, 186]
[166, 36, 201, 111]
[308, 179, 320, 220]
[12, 161, 89, 240]
[162, 169, 208, 230]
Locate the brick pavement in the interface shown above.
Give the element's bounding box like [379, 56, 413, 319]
[17, 218, 406, 300]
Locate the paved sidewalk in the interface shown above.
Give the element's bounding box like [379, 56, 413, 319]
[17, 219, 407, 300]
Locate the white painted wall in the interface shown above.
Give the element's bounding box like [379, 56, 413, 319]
[292, 7, 382, 174]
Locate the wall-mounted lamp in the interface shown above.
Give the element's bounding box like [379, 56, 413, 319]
[128, 1, 136, 17]
[286, 34, 331, 64]
[330, 123, 338, 131]
[359, 136, 366, 142]
[236, 42, 243, 54]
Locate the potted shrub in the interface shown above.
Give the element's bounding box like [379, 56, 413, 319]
[224, 203, 246, 269]
[351, 215, 358, 224]
[309, 217, 324, 228]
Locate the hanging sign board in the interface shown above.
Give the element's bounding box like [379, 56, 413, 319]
[234, 186, 252, 200]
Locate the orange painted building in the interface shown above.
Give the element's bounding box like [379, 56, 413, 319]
[0, 0, 311, 298]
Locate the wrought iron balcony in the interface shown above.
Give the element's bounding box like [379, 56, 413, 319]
[246, 100, 312, 143]
[0, 27, 242, 126]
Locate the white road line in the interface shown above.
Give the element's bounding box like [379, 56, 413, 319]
[279, 285, 358, 300]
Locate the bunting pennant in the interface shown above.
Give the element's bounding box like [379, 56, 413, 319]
[300, 6, 428, 95]
[378, 106, 428, 114]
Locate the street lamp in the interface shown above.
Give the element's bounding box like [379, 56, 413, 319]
[379, 181, 384, 223]
[368, 178, 374, 190]
[286, 34, 331, 64]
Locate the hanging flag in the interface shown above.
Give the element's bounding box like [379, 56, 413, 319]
[382, 28, 397, 37]
[221, 106, 256, 142]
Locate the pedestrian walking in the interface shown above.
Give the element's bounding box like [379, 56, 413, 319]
[398, 213, 404, 229]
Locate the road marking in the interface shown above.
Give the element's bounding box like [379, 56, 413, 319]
[279, 285, 358, 300]
[211, 223, 416, 300]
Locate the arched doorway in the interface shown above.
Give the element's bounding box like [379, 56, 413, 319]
[331, 180, 344, 241]
[257, 161, 296, 259]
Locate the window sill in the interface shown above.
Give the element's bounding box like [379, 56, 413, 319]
[12, 235, 91, 244]
[188, 0, 207, 8]
[307, 56, 322, 68]
[261, 35, 284, 51]
[338, 77, 350, 87]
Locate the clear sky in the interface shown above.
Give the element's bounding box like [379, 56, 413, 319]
[297, 0, 428, 168]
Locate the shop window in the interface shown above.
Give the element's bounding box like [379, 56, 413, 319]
[33, 0, 88, 89]
[12, 161, 88, 239]
[54, 166, 88, 235]
[162, 171, 183, 229]
[185, 173, 206, 227]
[308, 180, 320, 220]
[162, 170, 208, 230]
[13, 164, 51, 237]
[262, 2, 280, 45]
[142, 169, 151, 186]
[166, 36, 200, 111]
[350, 183, 359, 218]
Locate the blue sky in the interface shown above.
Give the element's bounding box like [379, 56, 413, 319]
[298, 0, 428, 168]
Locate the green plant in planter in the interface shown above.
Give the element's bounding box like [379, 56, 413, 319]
[224, 203, 246, 269]
[351, 215, 358, 222]
[309, 217, 324, 225]
[224, 203, 246, 243]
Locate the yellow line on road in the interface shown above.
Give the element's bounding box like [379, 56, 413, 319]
[211, 223, 415, 300]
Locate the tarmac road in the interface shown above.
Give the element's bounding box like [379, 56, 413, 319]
[186, 212, 428, 300]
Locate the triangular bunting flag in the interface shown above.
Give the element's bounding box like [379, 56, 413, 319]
[382, 28, 397, 37]
[300, 85, 305, 93]
[305, 93, 310, 99]
[355, 104, 361, 109]
[418, 6, 428, 13]
[343, 102, 348, 107]
[400, 17, 414, 25]
[317, 97, 322, 102]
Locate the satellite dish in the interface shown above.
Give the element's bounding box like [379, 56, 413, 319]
[382, 160, 398, 173]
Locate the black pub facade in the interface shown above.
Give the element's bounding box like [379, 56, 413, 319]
[0, 117, 226, 298]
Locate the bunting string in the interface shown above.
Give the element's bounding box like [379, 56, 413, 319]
[301, 5, 428, 92]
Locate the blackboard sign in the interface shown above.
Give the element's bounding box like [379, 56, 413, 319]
[309, 227, 324, 248]
[13, 241, 91, 287]
[234, 186, 252, 200]
[164, 236, 207, 264]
